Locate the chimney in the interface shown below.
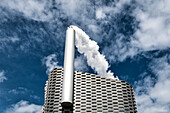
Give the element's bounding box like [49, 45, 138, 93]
[61, 26, 75, 108]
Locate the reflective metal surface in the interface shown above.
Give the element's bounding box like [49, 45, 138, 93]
[61, 26, 75, 107]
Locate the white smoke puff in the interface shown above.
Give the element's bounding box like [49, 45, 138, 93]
[72, 25, 116, 79]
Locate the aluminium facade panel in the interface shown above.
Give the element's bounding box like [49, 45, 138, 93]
[42, 68, 137, 113]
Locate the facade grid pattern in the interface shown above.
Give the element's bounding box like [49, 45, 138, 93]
[42, 68, 137, 113]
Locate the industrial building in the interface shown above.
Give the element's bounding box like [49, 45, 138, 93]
[41, 68, 137, 113]
[42, 26, 137, 113]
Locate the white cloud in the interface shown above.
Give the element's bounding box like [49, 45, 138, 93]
[96, 0, 131, 19]
[0, 0, 137, 63]
[96, 7, 113, 19]
[135, 56, 170, 113]
[103, 34, 138, 62]
[42, 54, 61, 74]
[0, 0, 52, 21]
[133, 0, 170, 51]
[104, 0, 170, 62]
[87, 24, 100, 34]
[3, 0, 169, 63]
[5, 100, 42, 113]
[59, 0, 88, 18]
[0, 70, 7, 83]
[58, 0, 131, 20]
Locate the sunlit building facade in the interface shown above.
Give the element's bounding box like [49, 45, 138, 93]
[42, 68, 137, 113]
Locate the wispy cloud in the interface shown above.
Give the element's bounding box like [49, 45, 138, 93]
[0, 0, 135, 62]
[42, 54, 61, 74]
[135, 56, 170, 113]
[0, 37, 19, 43]
[0, 37, 20, 51]
[4, 100, 42, 113]
[102, 34, 138, 62]
[0, 0, 52, 21]
[102, 0, 170, 62]
[96, 0, 131, 19]
[132, 0, 170, 51]
[0, 70, 7, 83]
[3, 0, 169, 63]
[8, 87, 28, 95]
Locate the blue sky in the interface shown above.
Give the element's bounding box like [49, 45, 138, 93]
[0, 0, 170, 113]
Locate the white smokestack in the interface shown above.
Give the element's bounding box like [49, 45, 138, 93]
[61, 26, 75, 107]
[72, 26, 116, 79]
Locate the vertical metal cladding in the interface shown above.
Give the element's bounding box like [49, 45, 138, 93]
[61, 26, 75, 107]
